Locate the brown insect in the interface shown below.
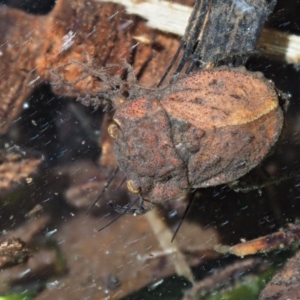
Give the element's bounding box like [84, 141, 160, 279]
[105, 66, 283, 214]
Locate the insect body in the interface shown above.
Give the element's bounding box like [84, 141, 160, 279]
[108, 67, 283, 208]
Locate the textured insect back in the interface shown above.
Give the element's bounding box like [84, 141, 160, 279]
[160, 67, 283, 188]
[108, 66, 283, 205]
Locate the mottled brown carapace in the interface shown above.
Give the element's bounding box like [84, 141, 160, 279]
[108, 67, 283, 206]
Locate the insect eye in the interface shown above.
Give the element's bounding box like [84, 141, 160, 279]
[126, 180, 141, 194]
[108, 119, 121, 139]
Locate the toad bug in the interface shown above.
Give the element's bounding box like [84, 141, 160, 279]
[107, 67, 283, 211]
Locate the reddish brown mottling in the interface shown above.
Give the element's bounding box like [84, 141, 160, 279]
[0, 0, 180, 134]
[109, 67, 284, 204]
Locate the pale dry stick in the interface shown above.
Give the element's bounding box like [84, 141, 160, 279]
[98, 0, 300, 64]
[99, 0, 190, 36]
[144, 207, 195, 285]
[259, 28, 300, 64]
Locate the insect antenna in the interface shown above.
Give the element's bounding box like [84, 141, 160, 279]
[171, 191, 196, 242]
[86, 167, 119, 214]
[98, 196, 140, 232]
[157, 43, 184, 87]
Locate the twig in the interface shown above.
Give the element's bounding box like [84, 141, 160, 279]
[144, 207, 195, 285]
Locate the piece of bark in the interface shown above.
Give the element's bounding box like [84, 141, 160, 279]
[184, 0, 277, 63]
[0, 6, 41, 134]
[156, 0, 277, 83]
